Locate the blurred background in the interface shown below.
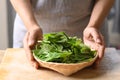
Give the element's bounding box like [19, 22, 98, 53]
[0, 0, 120, 50]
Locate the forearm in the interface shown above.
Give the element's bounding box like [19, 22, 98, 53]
[87, 0, 114, 29]
[10, 0, 39, 30]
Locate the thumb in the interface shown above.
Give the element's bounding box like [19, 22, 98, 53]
[28, 32, 37, 48]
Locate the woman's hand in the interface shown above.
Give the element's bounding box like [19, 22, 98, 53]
[23, 26, 43, 69]
[83, 27, 105, 67]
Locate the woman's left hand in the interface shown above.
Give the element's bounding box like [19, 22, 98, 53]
[83, 27, 105, 67]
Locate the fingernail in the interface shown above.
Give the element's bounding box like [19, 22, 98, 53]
[28, 42, 31, 45]
[96, 39, 101, 43]
[32, 62, 38, 69]
[29, 41, 33, 46]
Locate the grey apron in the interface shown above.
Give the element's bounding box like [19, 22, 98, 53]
[13, 0, 108, 48]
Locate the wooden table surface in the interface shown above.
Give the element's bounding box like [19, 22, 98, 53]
[0, 48, 120, 80]
[0, 50, 5, 63]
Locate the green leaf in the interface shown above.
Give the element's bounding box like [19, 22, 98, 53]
[33, 32, 96, 63]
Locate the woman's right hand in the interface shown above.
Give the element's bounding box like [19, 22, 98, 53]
[23, 26, 43, 69]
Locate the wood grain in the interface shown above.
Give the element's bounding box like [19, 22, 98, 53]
[0, 50, 5, 63]
[0, 48, 120, 80]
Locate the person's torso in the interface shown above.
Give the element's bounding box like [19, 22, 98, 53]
[31, 0, 95, 37]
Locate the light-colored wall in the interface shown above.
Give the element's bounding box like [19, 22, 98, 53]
[0, 0, 8, 49]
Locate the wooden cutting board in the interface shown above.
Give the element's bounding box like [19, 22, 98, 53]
[0, 48, 120, 80]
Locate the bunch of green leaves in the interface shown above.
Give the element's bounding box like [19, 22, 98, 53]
[33, 32, 96, 63]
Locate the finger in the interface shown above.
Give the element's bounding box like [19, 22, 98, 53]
[100, 34, 105, 45]
[84, 37, 99, 50]
[98, 34, 105, 59]
[94, 44, 105, 67]
[28, 31, 37, 48]
[23, 32, 39, 69]
[91, 30, 102, 44]
[26, 47, 39, 69]
[98, 44, 105, 60]
[23, 32, 34, 62]
[84, 39, 99, 68]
